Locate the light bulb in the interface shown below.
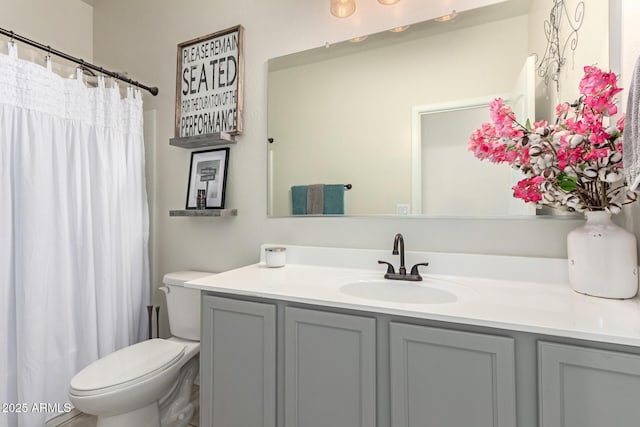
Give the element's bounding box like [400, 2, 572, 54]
[331, 0, 356, 18]
[349, 36, 368, 43]
[434, 10, 458, 23]
[389, 25, 410, 33]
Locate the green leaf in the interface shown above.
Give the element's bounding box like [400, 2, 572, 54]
[525, 118, 532, 131]
[557, 173, 577, 192]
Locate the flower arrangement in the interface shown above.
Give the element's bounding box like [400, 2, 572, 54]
[468, 66, 638, 213]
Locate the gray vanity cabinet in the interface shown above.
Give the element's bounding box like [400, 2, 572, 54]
[202, 293, 640, 427]
[200, 295, 276, 427]
[538, 341, 640, 427]
[389, 322, 517, 427]
[284, 306, 376, 427]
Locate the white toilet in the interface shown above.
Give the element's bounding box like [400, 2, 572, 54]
[68, 271, 211, 427]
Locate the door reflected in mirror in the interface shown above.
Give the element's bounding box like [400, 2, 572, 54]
[267, 0, 610, 217]
[414, 100, 530, 217]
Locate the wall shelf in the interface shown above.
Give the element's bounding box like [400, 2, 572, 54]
[170, 132, 236, 149]
[169, 209, 238, 217]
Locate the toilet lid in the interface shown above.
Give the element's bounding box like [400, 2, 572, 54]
[70, 339, 185, 394]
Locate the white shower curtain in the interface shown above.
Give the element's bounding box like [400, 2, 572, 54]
[0, 45, 150, 427]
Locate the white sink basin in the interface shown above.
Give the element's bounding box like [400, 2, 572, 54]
[339, 278, 458, 304]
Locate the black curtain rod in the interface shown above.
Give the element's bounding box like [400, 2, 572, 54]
[0, 27, 159, 96]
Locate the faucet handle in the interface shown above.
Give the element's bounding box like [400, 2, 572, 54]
[378, 260, 396, 274]
[410, 262, 429, 277]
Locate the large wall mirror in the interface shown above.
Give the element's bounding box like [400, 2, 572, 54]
[267, 0, 611, 217]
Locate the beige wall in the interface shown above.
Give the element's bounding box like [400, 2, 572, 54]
[89, 0, 638, 334]
[90, 0, 587, 279]
[1, 0, 93, 61]
[3, 0, 631, 338]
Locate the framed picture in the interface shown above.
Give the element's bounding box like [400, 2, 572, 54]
[185, 148, 230, 209]
[175, 25, 244, 138]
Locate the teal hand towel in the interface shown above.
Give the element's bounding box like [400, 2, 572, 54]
[323, 184, 345, 215]
[291, 185, 307, 215]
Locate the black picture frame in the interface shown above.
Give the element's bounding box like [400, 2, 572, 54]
[185, 148, 230, 209]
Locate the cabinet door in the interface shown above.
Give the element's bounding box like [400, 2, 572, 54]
[539, 341, 640, 427]
[284, 307, 376, 427]
[200, 295, 276, 427]
[390, 322, 516, 427]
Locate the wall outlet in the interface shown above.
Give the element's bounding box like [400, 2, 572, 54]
[396, 203, 410, 215]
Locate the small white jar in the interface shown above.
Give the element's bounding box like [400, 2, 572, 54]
[265, 247, 286, 268]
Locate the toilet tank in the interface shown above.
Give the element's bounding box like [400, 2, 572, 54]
[161, 271, 213, 340]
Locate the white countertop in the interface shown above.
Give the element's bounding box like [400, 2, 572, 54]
[186, 245, 640, 347]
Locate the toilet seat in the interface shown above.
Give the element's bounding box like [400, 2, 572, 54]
[70, 339, 186, 397]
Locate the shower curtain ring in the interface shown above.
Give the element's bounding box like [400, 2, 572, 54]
[97, 67, 106, 87]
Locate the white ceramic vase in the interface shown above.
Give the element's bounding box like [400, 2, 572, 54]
[567, 211, 638, 299]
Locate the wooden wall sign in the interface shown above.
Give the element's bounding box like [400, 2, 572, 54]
[175, 25, 244, 138]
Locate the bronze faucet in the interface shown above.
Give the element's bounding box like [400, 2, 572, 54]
[378, 233, 429, 281]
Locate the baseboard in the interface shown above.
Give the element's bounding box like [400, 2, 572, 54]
[45, 409, 82, 427]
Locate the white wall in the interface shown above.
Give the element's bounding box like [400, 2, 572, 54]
[1, 0, 93, 61]
[89, 0, 637, 334]
[269, 14, 528, 216]
[621, 0, 640, 98]
[618, 0, 640, 249]
[528, 0, 609, 120]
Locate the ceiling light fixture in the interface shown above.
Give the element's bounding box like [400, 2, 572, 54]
[331, 0, 401, 18]
[389, 25, 410, 33]
[434, 10, 458, 23]
[331, 0, 357, 18]
[349, 35, 368, 43]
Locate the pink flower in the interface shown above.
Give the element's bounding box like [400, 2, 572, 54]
[518, 147, 530, 165]
[617, 114, 626, 133]
[468, 65, 629, 210]
[489, 145, 519, 163]
[555, 103, 570, 118]
[512, 176, 544, 203]
[533, 120, 549, 129]
[565, 117, 588, 134]
[579, 66, 620, 97]
[557, 145, 585, 169]
[468, 126, 497, 160]
[579, 66, 622, 116]
[584, 94, 618, 116]
[583, 147, 610, 161]
[489, 98, 509, 122]
[489, 98, 523, 139]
